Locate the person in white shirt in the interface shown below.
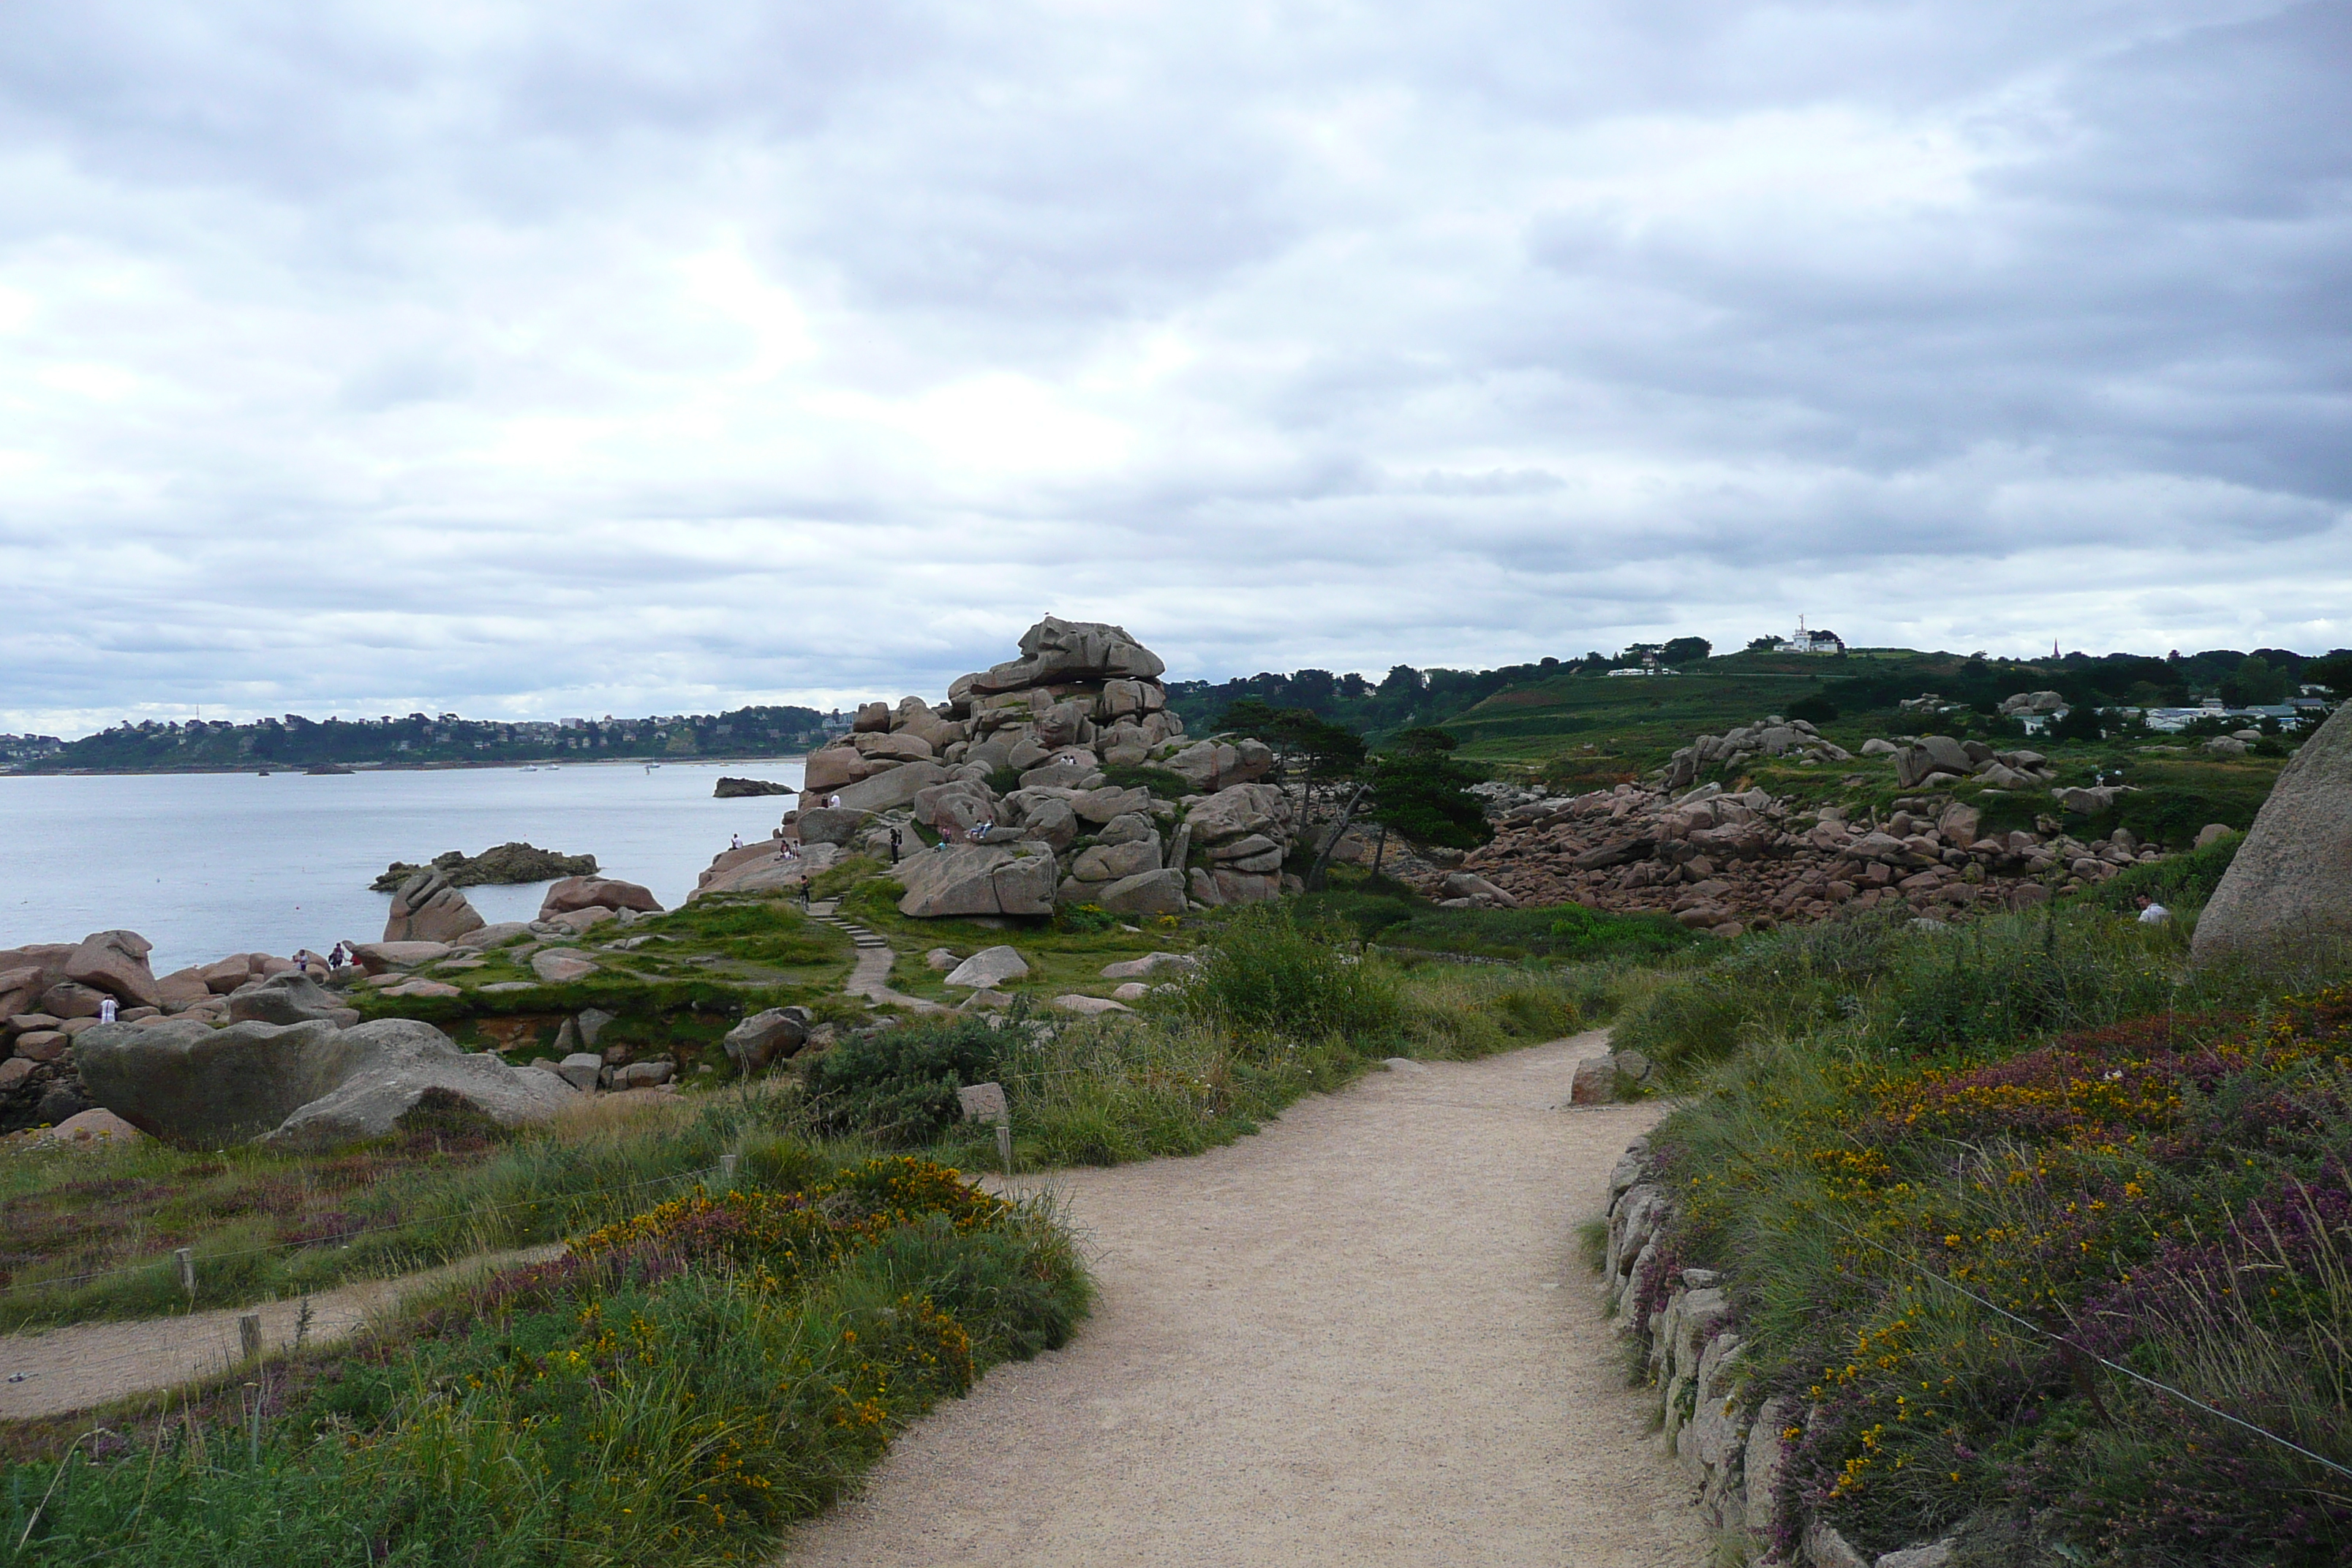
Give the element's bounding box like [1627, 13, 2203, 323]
[2136, 896, 2171, 924]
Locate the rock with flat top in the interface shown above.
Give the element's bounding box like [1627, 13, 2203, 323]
[532, 950, 598, 984]
[539, 877, 662, 919]
[1051, 994, 1133, 1017]
[227, 972, 361, 1027]
[1100, 951, 1194, 979]
[75, 1017, 570, 1148]
[946, 946, 1030, 989]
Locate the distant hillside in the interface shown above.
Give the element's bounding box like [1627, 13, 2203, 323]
[18, 705, 830, 773]
[1169, 642, 2345, 785]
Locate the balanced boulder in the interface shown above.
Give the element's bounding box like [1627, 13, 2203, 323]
[2193, 704, 2352, 962]
[385, 871, 486, 943]
[64, 930, 162, 1010]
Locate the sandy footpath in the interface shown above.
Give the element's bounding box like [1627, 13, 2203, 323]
[0, 1243, 562, 1421]
[779, 1030, 1708, 1568]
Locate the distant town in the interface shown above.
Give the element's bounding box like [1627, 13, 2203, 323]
[0, 705, 837, 774]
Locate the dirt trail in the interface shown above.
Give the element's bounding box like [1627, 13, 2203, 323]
[0, 1243, 562, 1421]
[780, 1030, 1708, 1568]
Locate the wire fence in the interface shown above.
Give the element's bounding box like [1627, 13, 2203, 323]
[1819, 1215, 2352, 1484]
[0, 1158, 742, 1312]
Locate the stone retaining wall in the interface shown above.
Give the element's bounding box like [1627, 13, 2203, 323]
[1598, 1138, 1955, 1568]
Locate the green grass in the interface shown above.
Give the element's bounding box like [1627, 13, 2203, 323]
[1602, 860, 2352, 1564]
[0, 1155, 1089, 1567]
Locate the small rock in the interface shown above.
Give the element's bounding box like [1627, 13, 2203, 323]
[1051, 994, 1132, 1017]
[945, 946, 1030, 990]
[555, 1053, 603, 1090]
[722, 1007, 811, 1074]
[531, 951, 598, 984]
[924, 948, 960, 972]
[1110, 981, 1151, 1002]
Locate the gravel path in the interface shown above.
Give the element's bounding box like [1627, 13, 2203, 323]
[779, 1030, 1708, 1568]
[0, 1243, 563, 1420]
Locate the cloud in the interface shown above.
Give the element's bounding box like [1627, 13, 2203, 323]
[1, 0, 2346, 736]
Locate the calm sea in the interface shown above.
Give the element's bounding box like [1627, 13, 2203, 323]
[0, 759, 806, 976]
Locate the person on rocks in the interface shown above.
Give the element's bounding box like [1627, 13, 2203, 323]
[731, 833, 742, 851]
[827, 792, 842, 810]
[99, 996, 117, 1025]
[2136, 894, 2171, 924]
[889, 826, 902, 863]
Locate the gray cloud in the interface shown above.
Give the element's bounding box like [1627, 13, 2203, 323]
[1, 0, 2346, 736]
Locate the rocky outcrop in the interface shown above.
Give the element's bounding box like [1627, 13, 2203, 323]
[2193, 703, 2352, 962]
[371, 843, 598, 892]
[383, 870, 488, 943]
[73, 1016, 570, 1149]
[894, 844, 1059, 917]
[769, 618, 1302, 919]
[225, 972, 361, 1027]
[1662, 718, 1852, 790]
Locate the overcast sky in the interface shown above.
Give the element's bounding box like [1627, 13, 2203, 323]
[2, 1, 2346, 735]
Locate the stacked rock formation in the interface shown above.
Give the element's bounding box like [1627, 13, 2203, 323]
[785, 617, 1297, 918]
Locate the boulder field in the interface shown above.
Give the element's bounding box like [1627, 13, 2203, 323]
[703, 616, 1304, 918]
[1431, 723, 2206, 935]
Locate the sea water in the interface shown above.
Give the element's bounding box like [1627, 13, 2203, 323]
[0, 758, 807, 975]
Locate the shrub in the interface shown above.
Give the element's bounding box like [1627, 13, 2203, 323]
[1179, 902, 1400, 1048]
[803, 1016, 1009, 1145]
[1610, 975, 1747, 1075]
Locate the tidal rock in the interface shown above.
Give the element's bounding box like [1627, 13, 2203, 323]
[371, 843, 597, 892]
[713, 777, 794, 798]
[945, 946, 1030, 989]
[352, 941, 453, 973]
[2194, 704, 2352, 962]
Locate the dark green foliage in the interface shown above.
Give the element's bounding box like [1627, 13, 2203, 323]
[2048, 704, 2107, 742]
[1339, 899, 1697, 962]
[1099, 764, 1194, 801]
[1661, 636, 1712, 666]
[1786, 694, 1839, 723]
[985, 764, 1026, 796]
[1183, 902, 1400, 1047]
[804, 1017, 1009, 1145]
[30, 704, 829, 772]
[1610, 975, 1749, 1074]
[2081, 832, 2241, 912]
[1364, 734, 1490, 850]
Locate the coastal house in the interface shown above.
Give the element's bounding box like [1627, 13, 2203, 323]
[1774, 619, 1845, 655]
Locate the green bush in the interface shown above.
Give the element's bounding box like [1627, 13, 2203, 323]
[1099, 764, 1194, 801]
[804, 1015, 1009, 1145]
[1610, 974, 1748, 1075]
[1180, 902, 1400, 1047]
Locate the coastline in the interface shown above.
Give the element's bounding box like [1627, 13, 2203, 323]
[0, 753, 812, 780]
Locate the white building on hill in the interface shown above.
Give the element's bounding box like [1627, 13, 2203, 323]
[1775, 618, 1845, 655]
